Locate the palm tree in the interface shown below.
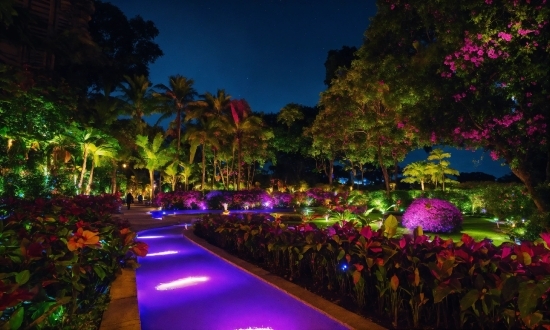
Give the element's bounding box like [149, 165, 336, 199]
[73, 127, 102, 194]
[427, 148, 459, 190]
[201, 89, 231, 118]
[119, 75, 153, 134]
[184, 118, 223, 190]
[228, 99, 263, 190]
[134, 133, 172, 201]
[85, 138, 119, 194]
[153, 75, 197, 155]
[401, 161, 431, 191]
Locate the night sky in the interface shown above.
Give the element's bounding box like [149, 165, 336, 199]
[108, 0, 511, 178]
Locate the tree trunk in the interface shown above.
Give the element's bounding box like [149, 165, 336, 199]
[86, 160, 95, 195]
[421, 180, 425, 191]
[328, 158, 334, 185]
[231, 148, 236, 190]
[237, 137, 242, 190]
[212, 149, 217, 190]
[511, 166, 548, 212]
[545, 150, 550, 185]
[78, 146, 88, 194]
[201, 143, 206, 190]
[176, 108, 182, 155]
[149, 170, 155, 202]
[110, 160, 117, 194]
[377, 144, 391, 197]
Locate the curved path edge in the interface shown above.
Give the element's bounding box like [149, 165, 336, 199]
[183, 229, 386, 330]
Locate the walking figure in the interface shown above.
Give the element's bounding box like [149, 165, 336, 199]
[126, 192, 134, 210]
[137, 194, 143, 204]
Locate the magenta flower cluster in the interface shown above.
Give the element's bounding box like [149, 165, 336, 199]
[402, 198, 463, 233]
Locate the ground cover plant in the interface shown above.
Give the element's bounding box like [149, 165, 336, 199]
[194, 213, 550, 329]
[0, 194, 148, 329]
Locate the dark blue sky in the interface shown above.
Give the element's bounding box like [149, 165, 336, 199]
[108, 0, 511, 178]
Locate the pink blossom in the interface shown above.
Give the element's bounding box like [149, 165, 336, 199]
[497, 32, 512, 42]
[490, 151, 499, 160]
[485, 0, 492, 3]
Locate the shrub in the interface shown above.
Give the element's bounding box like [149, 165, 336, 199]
[402, 198, 463, 233]
[0, 195, 146, 329]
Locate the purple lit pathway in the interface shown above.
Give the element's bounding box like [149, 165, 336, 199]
[136, 226, 350, 330]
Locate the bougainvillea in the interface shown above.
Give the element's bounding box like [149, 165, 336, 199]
[402, 198, 463, 233]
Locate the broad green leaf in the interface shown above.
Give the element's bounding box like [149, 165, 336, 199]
[518, 282, 545, 317]
[93, 265, 106, 280]
[9, 306, 24, 330]
[15, 270, 30, 285]
[460, 289, 479, 311]
[501, 276, 519, 302]
[522, 312, 543, 328]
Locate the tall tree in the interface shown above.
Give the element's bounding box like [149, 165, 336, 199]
[134, 133, 171, 201]
[401, 161, 431, 191]
[427, 148, 459, 191]
[360, 0, 549, 211]
[85, 137, 119, 194]
[228, 99, 265, 190]
[87, 1, 163, 92]
[153, 75, 197, 155]
[119, 75, 153, 134]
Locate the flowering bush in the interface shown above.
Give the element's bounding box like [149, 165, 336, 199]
[271, 191, 293, 207]
[0, 194, 146, 329]
[194, 213, 550, 329]
[153, 191, 204, 209]
[402, 198, 463, 233]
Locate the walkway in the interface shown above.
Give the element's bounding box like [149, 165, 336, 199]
[102, 205, 385, 330]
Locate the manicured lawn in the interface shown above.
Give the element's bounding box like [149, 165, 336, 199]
[283, 208, 512, 246]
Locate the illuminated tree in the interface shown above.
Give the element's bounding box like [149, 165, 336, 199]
[402, 161, 431, 191]
[153, 75, 197, 155]
[361, 0, 549, 211]
[427, 149, 459, 191]
[134, 133, 171, 201]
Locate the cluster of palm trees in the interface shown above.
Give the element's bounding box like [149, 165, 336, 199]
[95, 74, 273, 199]
[401, 149, 459, 191]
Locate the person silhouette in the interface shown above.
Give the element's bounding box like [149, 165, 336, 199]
[137, 194, 143, 204]
[126, 192, 134, 210]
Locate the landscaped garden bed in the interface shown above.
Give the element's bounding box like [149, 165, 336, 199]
[0, 194, 147, 329]
[193, 212, 550, 329]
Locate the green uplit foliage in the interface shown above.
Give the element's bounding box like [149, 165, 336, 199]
[134, 133, 172, 200]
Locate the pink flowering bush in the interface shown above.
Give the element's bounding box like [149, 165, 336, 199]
[153, 191, 204, 209]
[271, 191, 293, 207]
[402, 198, 463, 233]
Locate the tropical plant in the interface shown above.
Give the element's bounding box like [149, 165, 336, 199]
[427, 149, 459, 191]
[134, 133, 172, 201]
[118, 74, 154, 134]
[401, 161, 431, 191]
[153, 75, 197, 155]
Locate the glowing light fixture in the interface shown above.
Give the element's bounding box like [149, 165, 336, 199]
[155, 276, 209, 290]
[235, 327, 274, 330]
[137, 235, 164, 239]
[147, 250, 178, 257]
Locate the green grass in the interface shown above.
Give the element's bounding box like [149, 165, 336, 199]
[281, 209, 512, 246]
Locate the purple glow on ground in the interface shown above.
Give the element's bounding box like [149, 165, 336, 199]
[155, 276, 209, 290]
[146, 250, 179, 257]
[137, 226, 350, 330]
